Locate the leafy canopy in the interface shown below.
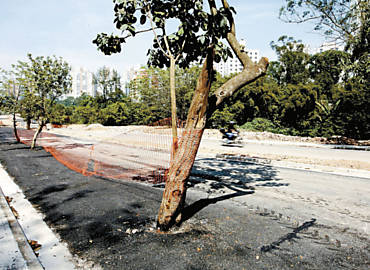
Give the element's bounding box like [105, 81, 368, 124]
[280, 0, 362, 43]
[93, 0, 235, 67]
[270, 36, 311, 85]
[22, 54, 72, 123]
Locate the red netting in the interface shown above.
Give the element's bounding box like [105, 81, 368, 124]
[16, 119, 202, 184]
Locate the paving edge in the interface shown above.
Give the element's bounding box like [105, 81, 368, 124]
[215, 153, 370, 179]
[0, 187, 44, 270]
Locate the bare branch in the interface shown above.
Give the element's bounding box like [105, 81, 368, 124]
[215, 57, 269, 106]
[161, 27, 173, 59]
[175, 39, 187, 62]
[220, 0, 253, 67]
[121, 27, 160, 40]
[205, 0, 269, 116]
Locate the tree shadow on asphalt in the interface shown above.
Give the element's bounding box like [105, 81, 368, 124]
[189, 157, 288, 194]
[260, 218, 317, 252]
[178, 190, 254, 226]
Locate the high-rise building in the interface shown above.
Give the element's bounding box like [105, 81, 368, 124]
[309, 41, 345, 55]
[68, 67, 96, 98]
[214, 39, 260, 77]
[123, 65, 149, 96]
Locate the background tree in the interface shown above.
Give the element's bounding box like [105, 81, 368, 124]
[0, 65, 31, 141]
[0, 69, 21, 141]
[127, 65, 200, 122]
[71, 94, 100, 124]
[270, 36, 311, 85]
[95, 0, 269, 231]
[280, 0, 369, 138]
[49, 103, 73, 125]
[309, 50, 350, 97]
[279, 0, 365, 45]
[93, 66, 122, 103]
[128, 67, 170, 122]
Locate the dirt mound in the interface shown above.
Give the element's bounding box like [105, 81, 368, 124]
[326, 136, 370, 146]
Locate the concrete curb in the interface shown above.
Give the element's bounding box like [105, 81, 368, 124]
[0, 187, 44, 270]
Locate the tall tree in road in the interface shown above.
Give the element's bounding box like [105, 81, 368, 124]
[93, 0, 213, 155]
[94, 0, 269, 231]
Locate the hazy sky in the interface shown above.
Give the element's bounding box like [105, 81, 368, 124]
[0, 0, 325, 73]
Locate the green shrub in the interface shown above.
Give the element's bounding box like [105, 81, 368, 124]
[240, 118, 277, 132]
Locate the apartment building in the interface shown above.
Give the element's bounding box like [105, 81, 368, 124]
[214, 39, 260, 77]
[68, 67, 96, 98]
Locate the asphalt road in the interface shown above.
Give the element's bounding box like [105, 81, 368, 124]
[191, 157, 370, 234]
[198, 137, 370, 168]
[0, 127, 369, 269]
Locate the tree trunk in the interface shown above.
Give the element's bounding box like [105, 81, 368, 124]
[156, 1, 270, 232]
[31, 121, 45, 150]
[26, 117, 31, 130]
[12, 111, 20, 143]
[169, 55, 178, 158]
[157, 55, 269, 231]
[157, 48, 214, 231]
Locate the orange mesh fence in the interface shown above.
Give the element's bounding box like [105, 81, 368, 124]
[16, 119, 202, 184]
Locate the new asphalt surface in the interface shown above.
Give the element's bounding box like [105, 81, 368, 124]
[0, 127, 369, 269]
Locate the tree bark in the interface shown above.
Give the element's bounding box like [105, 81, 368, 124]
[157, 52, 269, 231]
[12, 111, 20, 143]
[30, 121, 45, 150]
[157, 48, 215, 231]
[26, 117, 31, 130]
[169, 55, 178, 158]
[157, 0, 270, 231]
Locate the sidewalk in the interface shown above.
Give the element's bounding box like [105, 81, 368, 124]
[0, 171, 43, 269]
[0, 164, 76, 270]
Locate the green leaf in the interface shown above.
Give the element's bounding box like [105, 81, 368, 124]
[120, 24, 129, 31]
[178, 27, 184, 36]
[140, 15, 146, 25]
[199, 35, 206, 45]
[220, 17, 228, 28]
[229, 6, 237, 14]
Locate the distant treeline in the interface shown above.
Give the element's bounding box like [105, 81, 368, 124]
[55, 38, 368, 139]
[1, 38, 368, 139]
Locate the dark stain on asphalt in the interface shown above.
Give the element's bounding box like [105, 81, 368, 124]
[36, 184, 69, 197]
[129, 202, 143, 209]
[62, 190, 94, 203]
[45, 213, 74, 224]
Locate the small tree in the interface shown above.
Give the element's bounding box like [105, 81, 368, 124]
[95, 0, 269, 231]
[0, 66, 29, 141]
[93, 66, 122, 103]
[22, 54, 72, 149]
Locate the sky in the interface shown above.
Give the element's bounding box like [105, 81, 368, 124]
[0, 0, 326, 74]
